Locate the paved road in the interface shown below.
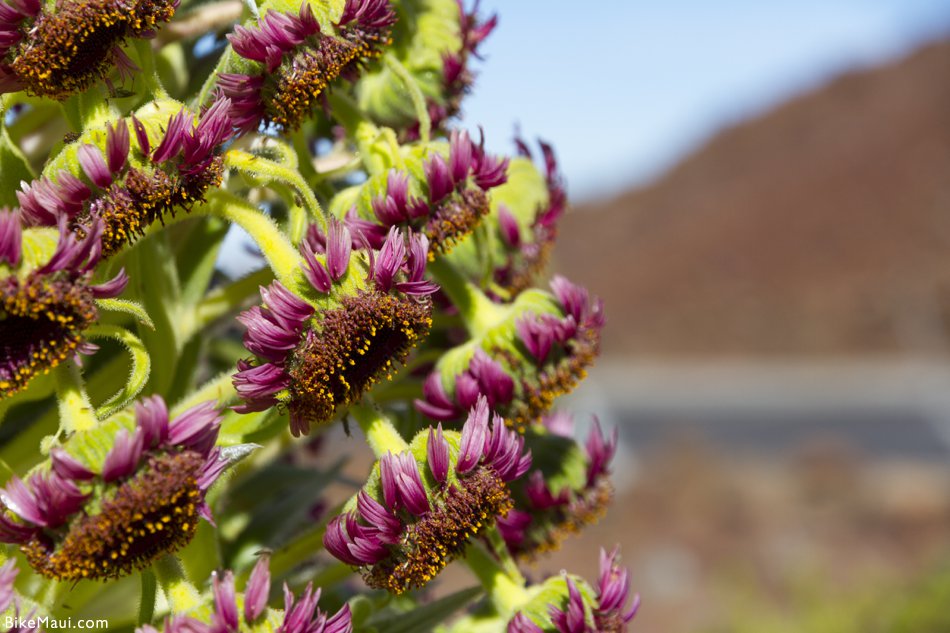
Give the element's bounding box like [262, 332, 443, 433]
[563, 358, 950, 460]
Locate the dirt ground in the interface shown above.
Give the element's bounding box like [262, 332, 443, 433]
[516, 437, 950, 632]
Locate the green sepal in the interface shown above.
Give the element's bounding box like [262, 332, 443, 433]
[57, 410, 136, 476]
[19, 227, 59, 274]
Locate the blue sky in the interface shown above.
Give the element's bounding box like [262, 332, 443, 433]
[462, 1, 950, 202]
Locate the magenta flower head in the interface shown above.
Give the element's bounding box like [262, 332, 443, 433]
[0, 0, 178, 99]
[18, 99, 232, 257]
[439, 136, 566, 299]
[495, 137, 567, 294]
[344, 129, 509, 255]
[136, 554, 352, 633]
[324, 396, 531, 594]
[0, 395, 231, 581]
[508, 546, 639, 633]
[219, 0, 396, 132]
[0, 220, 126, 398]
[402, 1, 497, 140]
[233, 221, 437, 436]
[416, 275, 604, 432]
[497, 416, 617, 558]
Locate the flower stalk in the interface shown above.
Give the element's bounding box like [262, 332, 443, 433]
[350, 403, 408, 456]
[54, 361, 98, 433]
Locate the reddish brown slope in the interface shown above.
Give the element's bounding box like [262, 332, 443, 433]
[556, 40, 950, 356]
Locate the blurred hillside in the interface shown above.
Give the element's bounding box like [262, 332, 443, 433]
[556, 39, 950, 356]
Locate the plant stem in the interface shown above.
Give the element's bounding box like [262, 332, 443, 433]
[225, 149, 327, 230]
[139, 570, 157, 625]
[77, 88, 120, 130]
[265, 523, 328, 580]
[384, 54, 431, 143]
[153, 555, 201, 612]
[202, 191, 305, 295]
[427, 258, 507, 337]
[350, 404, 409, 457]
[170, 370, 238, 416]
[464, 542, 530, 616]
[54, 361, 98, 433]
[195, 266, 274, 327]
[132, 39, 169, 100]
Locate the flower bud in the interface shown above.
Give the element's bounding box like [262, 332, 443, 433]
[135, 553, 352, 633]
[233, 223, 437, 436]
[324, 396, 531, 594]
[0, 396, 228, 580]
[0, 0, 177, 99]
[218, 0, 396, 132]
[416, 276, 604, 432]
[354, 0, 495, 138]
[507, 546, 639, 633]
[335, 129, 508, 256]
[18, 99, 232, 257]
[498, 416, 617, 558]
[0, 221, 126, 398]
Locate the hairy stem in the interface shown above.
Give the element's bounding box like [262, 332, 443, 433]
[350, 404, 409, 456]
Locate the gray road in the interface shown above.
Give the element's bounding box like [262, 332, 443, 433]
[563, 359, 950, 461]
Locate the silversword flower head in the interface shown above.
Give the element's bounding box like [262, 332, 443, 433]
[18, 100, 232, 257]
[494, 137, 567, 294]
[347, 130, 508, 254]
[404, 0, 497, 140]
[233, 221, 437, 436]
[219, 0, 396, 132]
[0, 395, 228, 581]
[508, 546, 639, 633]
[0, 0, 178, 99]
[324, 396, 530, 594]
[136, 554, 352, 633]
[498, 416, 617, 558]
[0, 221, 126, 398]
[416, 275, 604, 432]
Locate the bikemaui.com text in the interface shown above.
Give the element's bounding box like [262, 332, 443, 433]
[5, 616, 109, 629]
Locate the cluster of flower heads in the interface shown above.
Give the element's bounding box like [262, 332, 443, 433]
[493, 137, 567, 294]
[348, 129, 508, 255]
[0, 0, 178, 99]
[220, 0, 396, 131]
[0, 0, 632, 626]
[0, 220, 126, 397]
[499, 415, 617, 558]
[324, 396, 531, 594]
[137, 555, 352, 633]
[0, 395, 226, 580]
[18, 99, 232, 256]
[233, 220, 437, 436]
[417, 275, 605, 432]
[508, 547, 639, 633]
[403, 0, 497, 140]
